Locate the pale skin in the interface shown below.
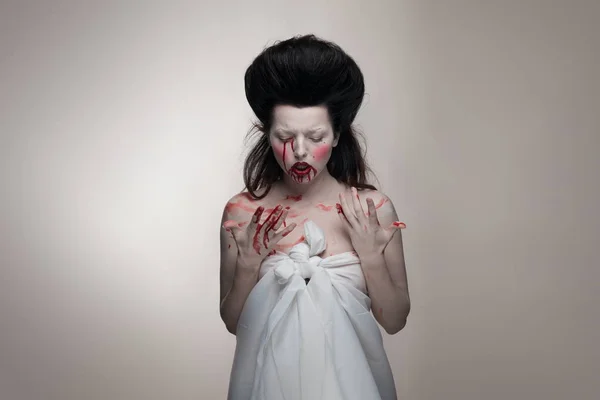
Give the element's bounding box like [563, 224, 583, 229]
[219, 105, 410, 335]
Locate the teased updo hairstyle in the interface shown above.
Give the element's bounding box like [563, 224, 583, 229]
[243, 34, 377, 199]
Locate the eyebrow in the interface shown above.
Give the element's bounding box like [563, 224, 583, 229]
[274, 128, 325, 135]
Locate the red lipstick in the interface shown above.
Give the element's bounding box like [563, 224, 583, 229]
[289, 162, 317, 183]
[291, 162, 311, 173]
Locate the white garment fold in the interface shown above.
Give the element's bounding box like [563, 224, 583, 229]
[228, 220, 397, 400]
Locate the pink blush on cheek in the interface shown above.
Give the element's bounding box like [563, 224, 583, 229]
[272, 143, 285, 157]
[313, 144, 331, 162]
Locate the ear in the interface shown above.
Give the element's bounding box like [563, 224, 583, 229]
[332, 132, 340, 147]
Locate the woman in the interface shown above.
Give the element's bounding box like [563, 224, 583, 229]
[220, 34, 410, 400]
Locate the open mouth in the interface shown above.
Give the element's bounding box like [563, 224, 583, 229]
[289, 163, 316, 182]
[291, 162, 310, 172]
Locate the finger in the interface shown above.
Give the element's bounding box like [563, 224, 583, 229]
[222, 219, 239, 230]
[270, 222, 297, 245]
[222, 220, 240, 242]
[389, 221, 406, 229]
[246, 206, 264, 233]
[339, 191, 359, 229]
[264, 207, 285, 246]
[350, 187, 367, 224]
[272, 207, 289, 232]
[262, 205, 283, 248]
[257, 205, 281, 234]
[366, 198, 380, 226]
[383, 222, 406, 247]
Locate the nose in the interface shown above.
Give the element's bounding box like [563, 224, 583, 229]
[293, 137, 308, 159]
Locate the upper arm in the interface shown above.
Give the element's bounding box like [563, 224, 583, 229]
[369, 191, 410, 297]
[219, 199, 241, 307]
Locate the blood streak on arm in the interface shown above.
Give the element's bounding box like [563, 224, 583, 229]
[365, 197, 390, 217]
[375, 198, 388, 209]
[225, 198, 256, 214]
[222, 220, 239, 229]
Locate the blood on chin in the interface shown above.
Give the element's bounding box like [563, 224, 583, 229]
[287, 166, 318, 183]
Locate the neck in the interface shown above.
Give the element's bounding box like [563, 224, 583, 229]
[277, 168, 340, 202]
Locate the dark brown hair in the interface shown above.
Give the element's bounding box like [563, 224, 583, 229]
[242, 34, 377, 199]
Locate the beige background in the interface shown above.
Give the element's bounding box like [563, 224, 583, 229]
[1, 1, 598, 399]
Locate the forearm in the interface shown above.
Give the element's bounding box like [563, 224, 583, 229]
[360, 253, 410, 334]
[220, 261, 260, 335]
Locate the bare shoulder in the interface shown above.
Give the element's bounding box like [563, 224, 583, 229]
[221, 188, 271, 225]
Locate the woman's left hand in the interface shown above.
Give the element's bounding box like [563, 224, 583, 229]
[337, 187, 406, 258]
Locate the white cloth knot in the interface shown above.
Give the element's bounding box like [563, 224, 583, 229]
[273, 259, 296, 284]
[273, 243, 323, 284]
[271, 221, 327, 285]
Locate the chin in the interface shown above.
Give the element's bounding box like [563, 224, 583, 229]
[287, 166, 319, 184]
[292, 173, 319, 184]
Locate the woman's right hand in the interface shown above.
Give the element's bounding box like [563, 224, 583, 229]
[225, 205, 297, 271]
